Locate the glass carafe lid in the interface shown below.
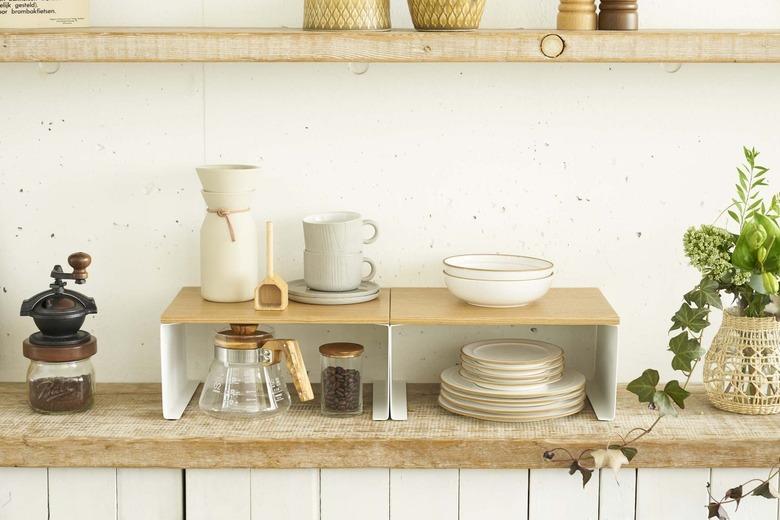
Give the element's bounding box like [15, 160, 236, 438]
[199, 324, 314, 420]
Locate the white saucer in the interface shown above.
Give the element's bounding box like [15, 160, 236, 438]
[438, 395, 585, 423]
[440, 388, 585, 414]
[461, 339, 563, 367]
[440, 366, 585, 398]
[288, 279, 380, 299]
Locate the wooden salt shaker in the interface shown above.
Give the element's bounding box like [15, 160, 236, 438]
[598, 0, 638, 30]
[557, 0, 597, 30]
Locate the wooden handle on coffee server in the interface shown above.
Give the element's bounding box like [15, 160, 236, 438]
[265, 339, 313, 402]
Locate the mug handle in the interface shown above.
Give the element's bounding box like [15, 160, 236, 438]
[362, 258, 377, 282]
[362, 219, 379, 245]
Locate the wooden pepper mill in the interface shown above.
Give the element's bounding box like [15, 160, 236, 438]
[598, 0, 638, 30]
[557, 0, 597, 30]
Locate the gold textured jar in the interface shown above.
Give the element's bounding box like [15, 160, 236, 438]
[303, 0, 391, 30]
[407, 0, 487, 31]
[703, 310, 780, 415]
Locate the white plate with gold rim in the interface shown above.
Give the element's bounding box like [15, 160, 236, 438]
[439, 389, 585, 414]
[440, 382, 585, 405]
[438, 396, 585, 423]
[460, 356, 563, 374]
[461, 339, 563, 367]
[459, 369, 561, 389]
[460, 361, 564, 381]
[441, 366, 585, 398]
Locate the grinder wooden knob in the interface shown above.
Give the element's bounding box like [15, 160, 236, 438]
[68, 252, 91, 281]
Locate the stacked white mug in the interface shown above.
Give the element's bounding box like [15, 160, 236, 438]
[303, 212, 379, 292]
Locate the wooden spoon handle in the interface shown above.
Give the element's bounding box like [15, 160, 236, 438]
[263, 338, 314, 402]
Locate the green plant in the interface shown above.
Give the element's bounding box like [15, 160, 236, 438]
[543, 147, 780, 518]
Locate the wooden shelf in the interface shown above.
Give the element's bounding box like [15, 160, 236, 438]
[0, 383, 776, 468]
[161, 287, 617, 326]
[1, 28, 780, 63]
[390, 287, 619, 326]
[161, 287, 390, 324]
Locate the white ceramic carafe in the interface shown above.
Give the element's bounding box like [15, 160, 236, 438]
[200, 190, 258, 302]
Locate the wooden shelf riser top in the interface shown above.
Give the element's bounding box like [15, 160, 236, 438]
[1, 28, 780, 63]
[0, 384, 776, 469]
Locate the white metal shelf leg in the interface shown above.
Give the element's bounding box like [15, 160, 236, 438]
[389, 324, 408, 420]
[160, 323, 199, 420]
[372, 324, 391, 420]
[588, 325, 618, 421]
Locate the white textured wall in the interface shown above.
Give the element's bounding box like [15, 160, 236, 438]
[1, 1, 780, 384]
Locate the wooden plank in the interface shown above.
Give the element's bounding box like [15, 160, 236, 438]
[321, 468, 389, 520]
[0, 468, 48, 519]
[710, 468, 779, 520]
[117, 468, 183, 520]
[161, 287, 389, 324]
[529, 468, 598, 519]
[251, 469, 319, 520]
[390, 288, 619, 325]
[459, 469, 528, 520]
[48, 468, 117, 520]
[599, 469, 636, 520]
[186, 469, 250, 520]
[0, 384, 777, 469]
[389, 469, 458, 520]
[1, 28, 780, 63]
[635, 468, 709, 519]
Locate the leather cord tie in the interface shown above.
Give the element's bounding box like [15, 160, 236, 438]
[206, 208, 250, 242]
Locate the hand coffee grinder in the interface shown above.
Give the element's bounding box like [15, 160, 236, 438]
[20, 253, 98, 414]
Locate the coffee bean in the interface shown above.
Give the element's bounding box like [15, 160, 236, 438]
[321, 365, 361, 414]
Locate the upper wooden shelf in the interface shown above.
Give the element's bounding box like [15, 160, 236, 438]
[390, 287, 619, 326]
[1, 28, 779, 63]
[0, 383, 776, 468]
[161, 287, 390, 324]
[161, 287, 618, 326]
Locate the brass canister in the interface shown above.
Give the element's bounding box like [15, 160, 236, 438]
[304, 0, 391, 30]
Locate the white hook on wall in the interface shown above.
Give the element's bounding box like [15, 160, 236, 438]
[348, 62, 370, 75]
[37, 62, 61, 75]
[662, 63, 683, 74]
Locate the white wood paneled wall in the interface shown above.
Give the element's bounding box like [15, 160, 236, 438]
[0, 467, 777, 520]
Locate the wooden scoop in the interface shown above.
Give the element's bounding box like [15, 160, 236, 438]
[254, 221, 288, 311]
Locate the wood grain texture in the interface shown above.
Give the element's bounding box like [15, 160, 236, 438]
[0, 467, 48, 519]
[0, 384, 777, 469]
[390, 287, 619, 325]
[459, 469, 529, 519]
[251, 469, 319, 520]
[48, 468, 117, 520]
[2, 28, 780, 63]
[635, 468, 709, 519]
[117, 468, 183, 520]
[186, 469, 250, 520]
[599, 469, 636, 520]
[390, 469, 458, 520]
[321, 468, 389, 520]
[161, 286, 389, 324]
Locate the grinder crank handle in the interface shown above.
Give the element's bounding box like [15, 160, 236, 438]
[263, 339, 314, 402]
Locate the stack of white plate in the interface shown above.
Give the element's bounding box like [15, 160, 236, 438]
[438, 339, 586, 422]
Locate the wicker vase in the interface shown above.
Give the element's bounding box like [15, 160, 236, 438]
[303, 0, 391, 30]
[704, 310, 780, 415]
[407, 0, 487, 31]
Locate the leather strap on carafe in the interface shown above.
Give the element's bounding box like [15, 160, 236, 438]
[206, 208, 250, 242]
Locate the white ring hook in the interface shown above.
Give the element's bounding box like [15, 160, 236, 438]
[348, 62, 369, 75]
[38, 62, 61, 75]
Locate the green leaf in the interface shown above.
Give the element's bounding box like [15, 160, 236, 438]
[684, 279, 722, 310]
[652, 390, 678, 417]
[670, 303, 710, 333]
[708, 502, 730, 519]
[663, 380, 691, 409]
[728, 210, 740, 224]
[751, 481, 779, 499]
[568, 461, 593, 488]
[725, 485, 743, 509]
[626, 369, 659, 403]
[668, 332, 705, 372]
[609, 445, 638, 462]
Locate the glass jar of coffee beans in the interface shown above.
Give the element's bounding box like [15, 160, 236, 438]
[319, 342, 363, 416]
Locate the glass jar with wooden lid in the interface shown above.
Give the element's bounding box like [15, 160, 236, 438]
[319, 342, 364, 416]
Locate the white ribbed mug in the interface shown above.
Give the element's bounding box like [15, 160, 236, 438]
[304, 250, 376, 292]
[303, 211, 379, 253]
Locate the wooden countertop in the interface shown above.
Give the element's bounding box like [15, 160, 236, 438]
[0, 383, 776, 469]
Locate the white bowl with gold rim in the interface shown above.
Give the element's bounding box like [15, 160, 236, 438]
[443, 271, 553, 308]
[443, 254, 553, 281]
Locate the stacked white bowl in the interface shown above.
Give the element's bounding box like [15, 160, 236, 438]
[443, 254, 554, 308]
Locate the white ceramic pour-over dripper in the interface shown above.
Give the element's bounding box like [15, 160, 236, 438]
[197, 164, 258, 193]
